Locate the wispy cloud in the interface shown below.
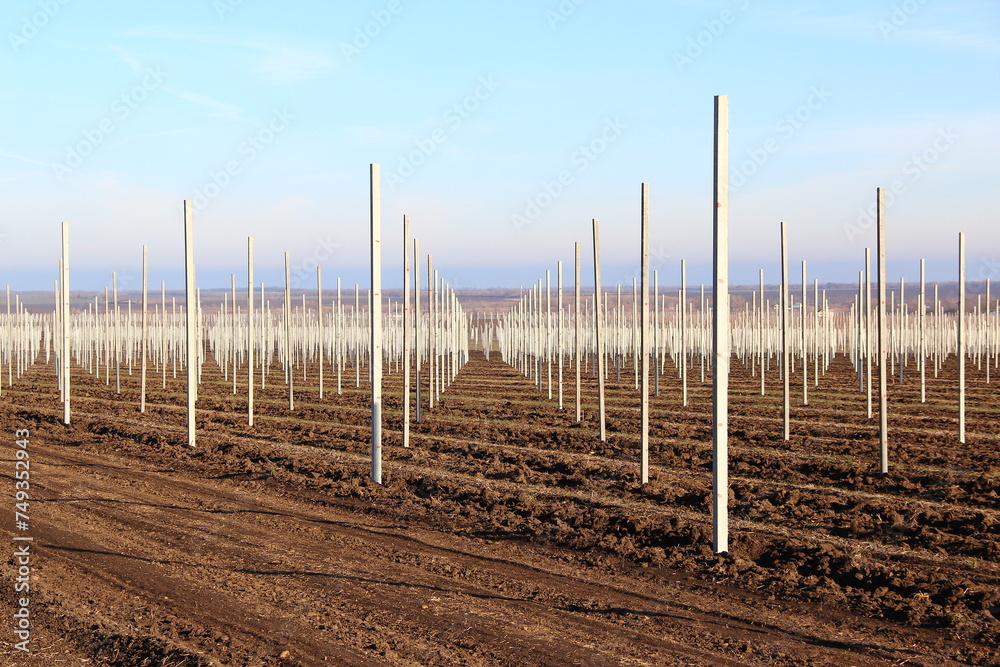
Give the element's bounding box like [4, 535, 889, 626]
[109, 127, 208, 148]
[753, 2, 1000, 54]
[889, 26, 1000, 55]
[0, 171, 42, 185]
[119, 27, 336, 84]
[160, 86, 247, 123]
[0, 150, 53, 168]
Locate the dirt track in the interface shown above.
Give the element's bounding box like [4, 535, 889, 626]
[2, 349, 999, 665]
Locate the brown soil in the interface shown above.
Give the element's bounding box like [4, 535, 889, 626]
[2, 349, 999, 666]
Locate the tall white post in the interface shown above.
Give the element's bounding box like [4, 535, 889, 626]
[402, 214, 412, 448]
[681, 259, 688, 407]
[781, 221, 789, 441]
[414, 239, 422, 423]
[574, 241, 581, 423]
[318, 266, 324, 399]
[557, 261, 564, 410]
[248, 236, 255, 426]
[640, 183, 651, 484]
[370, 164, 383, 483]
[140, 245, 149, 413]
[865, 248, 873, 419]
[183, 201, 197, 447]
[959, 232, 966, 444]
[593, 219, 606, 442]
[712, 94, 730, 554]
[61, 222, 70, 425]
[919, 258, 925, 404]
[428, 254, 434, 410]
[876, 188, 889, 472]
[284, 252, 294, 410]
[801, 260, 807, 406]
[759, 269, 765, 396]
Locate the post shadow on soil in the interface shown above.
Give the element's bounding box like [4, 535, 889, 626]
[36, 495, 292, 518]
[566, 604, 924, 659]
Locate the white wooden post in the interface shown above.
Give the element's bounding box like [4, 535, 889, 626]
[403, 215, 411, 448]
[959, 232, 966, 444]
[248, 236, 255, 426]
[370, 164, 383, 483]
[801, 260, 807, 406]
[415, 239, 422, 423]
[593, 219, 606, 442]
[318, 266, 324, 399]
[183, 201, 197, 447]
[61, 222, 70, 425]
[284, 252, 294, 410]
[865, 248, 873, 419]
[919, 258, 925, 403]
[140, 245, 148, 413]
[558, 260, 564, 410]
[681, 259, 688, 407]
[712, 94, 730, 554]
[759, 269, 765, 396]
[876, 188, 889, 472]
[574, 241, 581, 422]
[640, 182, 650, 484]
[781, 221, 789, 441]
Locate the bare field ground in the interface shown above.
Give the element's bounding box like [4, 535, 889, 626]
[2, 349, 999, 666]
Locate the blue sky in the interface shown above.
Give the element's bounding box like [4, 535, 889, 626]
[1, 0, 997, 293]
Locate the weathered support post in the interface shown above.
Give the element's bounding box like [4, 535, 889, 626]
[712, 94, 730, 554]
[574, 241, 582, 422]
[781, 221, 789, 441]
[415, 239, 422, 423]
[183, 201, 197, 446]
[919, 258, 925, 403]
[557, 260, 564, 410]
[318, 267, 324, 399]
[61, 222, 71, 425]
[640, 182, 650, 484]
[593, 219, 606, 442]
[801, 260, 807, 406]
[959, 232, 966, 444]
[248, 236, 255, 426]
[140, 245, 148, 413]
[681, 259, 688, 407]
[403, 215, 411, 448]
[370, 164, 383, 483]
[284, 252, 294, 410]
[876, 188, 889, 473]
[866, 248, 873, 419]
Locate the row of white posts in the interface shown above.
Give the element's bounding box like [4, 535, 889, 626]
[479, 97, 988, 552]
[16, 165, 469, 484]
[8, 104, 991, 553]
